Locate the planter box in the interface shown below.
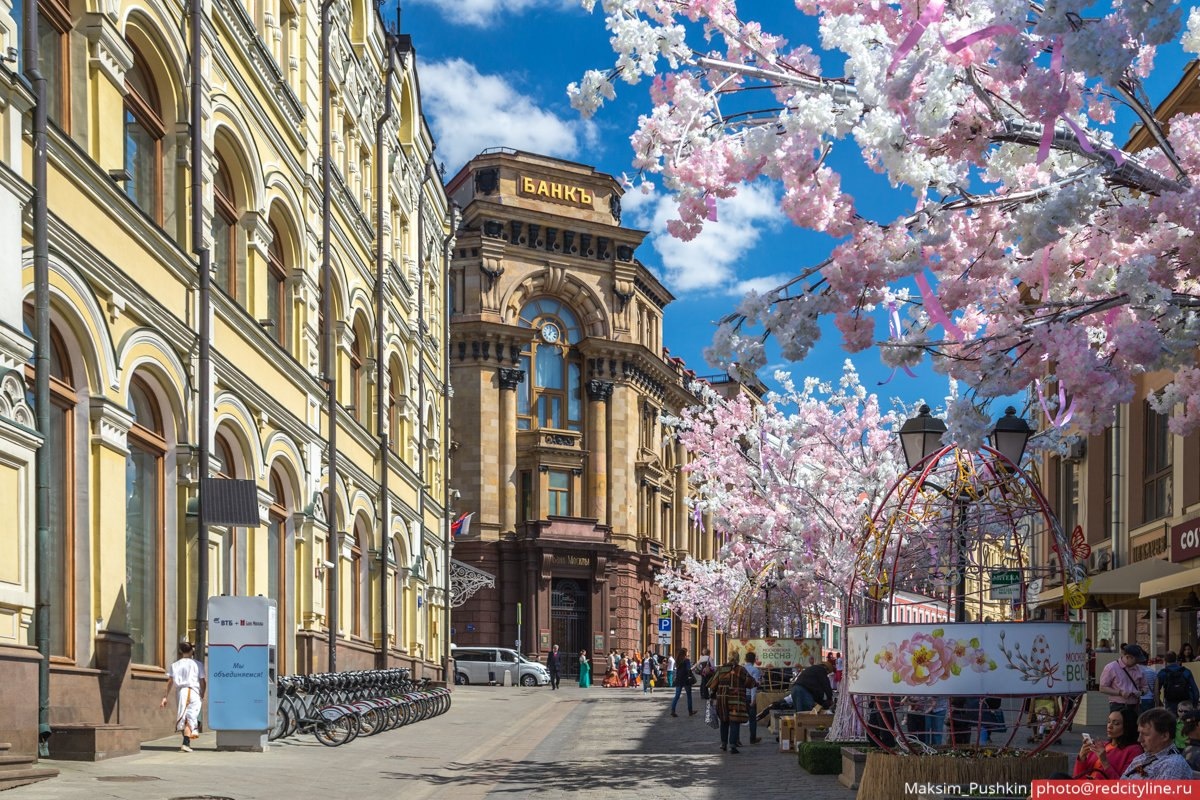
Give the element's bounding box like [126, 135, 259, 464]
[839, 747, 868, 790]
[857, 750, 1069, 800]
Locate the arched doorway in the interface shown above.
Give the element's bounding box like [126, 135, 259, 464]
[550, 577, 589, 677]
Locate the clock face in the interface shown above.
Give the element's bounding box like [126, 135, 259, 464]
[540, 322, 561, 344]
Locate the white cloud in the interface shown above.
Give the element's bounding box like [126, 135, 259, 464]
[407, 0, 575, 27]
[625, 183, 786, 294]
[419, 58, 596, 174]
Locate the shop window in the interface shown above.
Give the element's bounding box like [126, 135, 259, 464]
[1143, 400, 1172, 523]
[126, 375, 165, 666]
[548, 470, 570, 516]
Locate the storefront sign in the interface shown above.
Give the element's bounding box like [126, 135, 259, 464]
[551, 554, 591, 568]
[1132, 533, 1168, 562]
[1171, 517, 1200, 562]
[989, 570, 1021, 600]
[521, 176, 594, 206]
[845, 622, 1085, 696]
[728, 638, 822, 671]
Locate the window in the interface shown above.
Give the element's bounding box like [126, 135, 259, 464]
[38, 0, 71, 131]
[388, 363, 403, 454]
[268, 470, 287, 672]
[349, 325, 366, 425]
[126, 376, 164, 666]
[124, 50, 164, 222]
[1143, 400, 1172, 523]
[548, 470, 570, 517]
[24, 312, 75, 657]
[1103, 425, 1114, 534]
[212, 157, 238, 297]
[519, 471, 533, 521]
[350, 529, 363, 637]
[1059, 458, 1079, 535]
[515, 299, 583, 432]
[267, 224, 288, 348]
[392, 537, 404, 647]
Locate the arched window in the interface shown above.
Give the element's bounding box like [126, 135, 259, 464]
[126, 375, 164, 666]
[37, 0, 72, 131]
[516, 298, 583, 432]
[268, 468, 288, 671]
[349, 523, 364, 637]
[23, 310, 75, 657]
[212, 157, 238, 297]
[392, 535, 405, 649]
[124, 48, 165, 222]
[349, 322, 368, 427]
[267, 222, 288, 348]
[388, 361, 404, 455]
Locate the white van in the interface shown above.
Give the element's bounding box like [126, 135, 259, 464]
[451, 646, 550, 686]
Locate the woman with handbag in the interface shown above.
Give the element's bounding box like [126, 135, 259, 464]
[696, 648, 714, 700]
[707, 650, 758, 754]
[671, 648, 697, 717]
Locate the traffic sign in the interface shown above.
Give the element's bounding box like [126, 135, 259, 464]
[659, 602, 671, 617]
[657, 617, 672, 634]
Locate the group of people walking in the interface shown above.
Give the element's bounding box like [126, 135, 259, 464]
[599, 649, 678, 690]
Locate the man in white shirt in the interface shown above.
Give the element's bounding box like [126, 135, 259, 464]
[160, 641, 206, 752]
[743, 651, 763, 744]
[666, 653, 677, 687]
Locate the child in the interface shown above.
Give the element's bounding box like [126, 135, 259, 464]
[160, 641, 205, 752]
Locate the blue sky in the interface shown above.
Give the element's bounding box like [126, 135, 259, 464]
[392, 0, 1195, 415]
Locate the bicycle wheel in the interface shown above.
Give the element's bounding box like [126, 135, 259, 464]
[269, 705, 290, 741]
[313, 713, 355, 747]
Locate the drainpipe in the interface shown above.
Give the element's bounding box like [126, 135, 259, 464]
[416, 160, 433, 662]
[374, 37, 397, 670]
[24, 0, 51, 757]
[188, 0, 212, 670]
[321, 0, 339, 673]
[441, 203, 457, 682]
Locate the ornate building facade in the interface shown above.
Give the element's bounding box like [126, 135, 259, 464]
[0, 0, 449, 759]
[446, 150, 758, 676]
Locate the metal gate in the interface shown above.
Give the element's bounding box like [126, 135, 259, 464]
[550, 578, 589, 677]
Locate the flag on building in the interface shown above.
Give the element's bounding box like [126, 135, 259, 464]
[450, 512, 474, 540]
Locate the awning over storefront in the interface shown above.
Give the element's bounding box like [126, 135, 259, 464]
[1139, 565, 1200, 606]
[1036, 558, 1191, 609]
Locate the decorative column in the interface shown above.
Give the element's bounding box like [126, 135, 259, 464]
[586, 380, 613, 524]
[674, 440, 687, 553]
[497, 367, 523, 534]
[88, 397, 133, 644]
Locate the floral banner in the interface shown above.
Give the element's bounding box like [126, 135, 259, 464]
[728, 638, 823, 671]
[845, 622, 1085, 696]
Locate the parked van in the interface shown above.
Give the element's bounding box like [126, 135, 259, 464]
[451, 646, 550, 686]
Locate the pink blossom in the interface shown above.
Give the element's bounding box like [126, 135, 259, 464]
[893, 633, 955, 687]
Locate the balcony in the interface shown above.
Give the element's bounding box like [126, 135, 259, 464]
[517, 428, 583, 453]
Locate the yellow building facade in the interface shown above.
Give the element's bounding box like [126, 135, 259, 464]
[0, 0, 450, 758]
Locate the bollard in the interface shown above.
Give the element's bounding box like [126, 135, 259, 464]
[502, 669, 512, 687]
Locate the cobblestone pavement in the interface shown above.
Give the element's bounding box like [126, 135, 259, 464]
[6, 685, 849, 800]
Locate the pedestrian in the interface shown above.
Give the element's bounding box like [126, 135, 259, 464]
[617, 654, 630, 687]
[743, 651, 762, 744]
[1138, 653, 1157, 714]
[1156, 652, 1199, 715]
[160, 641, 205, 753]
[1181, 714, 1200, 771]
[670, 647, 697, 717]
[578, 650, 591, 688]
[1120, 708, 1194, 779]
[707, 650, 758, 754]
[642, 650, 656, 693]
[666, 652, 676, 688]
[697, 648, 714, 700]
[1066, 707, 1143, 780]
[547, 644, 563, 690]
[791, 661, 834, 712]
[611, 649, 620, 674]
[835, 651, 844, 687]
[1096, 639, 1114, 653]
[1181, 643, 1196, 664]
[1099, 644, 1148, 713]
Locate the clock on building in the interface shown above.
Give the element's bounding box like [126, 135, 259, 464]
[540, 322, 561, 344]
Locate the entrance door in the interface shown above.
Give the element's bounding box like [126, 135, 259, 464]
[550, 578, 589, 677]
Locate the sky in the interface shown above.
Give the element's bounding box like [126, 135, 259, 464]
[389, 0, 1196, 417]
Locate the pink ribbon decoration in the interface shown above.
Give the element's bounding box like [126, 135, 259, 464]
[1035, 378, 1076, 430]
[914, 272, 964, 341]
[889, 0, 945, 74]
[692, 506, 705, 535]
[943, 24, 1018, 54]
[1037, 37, 1064, 165]
[879, 302, 919, 384]
[704, 194, 718, 222]
[1060, 114, 1126, 166]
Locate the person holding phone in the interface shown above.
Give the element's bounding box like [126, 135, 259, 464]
[1071, 708, 1142, 780]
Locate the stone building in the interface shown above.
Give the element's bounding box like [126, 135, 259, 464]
[446, 150, 759, 676]
[0, 0, 449, 762]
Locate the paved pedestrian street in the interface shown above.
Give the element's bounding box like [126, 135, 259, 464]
[7, 686, 850, 800]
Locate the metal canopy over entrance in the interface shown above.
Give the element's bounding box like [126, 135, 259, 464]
[449, 559, 496, 608]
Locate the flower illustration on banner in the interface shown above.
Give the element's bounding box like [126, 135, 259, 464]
[874, 630, 996, 687]
[998, 630, 1062, 687]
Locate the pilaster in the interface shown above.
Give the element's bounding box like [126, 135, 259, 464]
[82, 13, 134, 172]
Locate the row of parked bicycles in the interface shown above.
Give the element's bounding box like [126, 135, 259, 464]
[270, 668, 452, 747]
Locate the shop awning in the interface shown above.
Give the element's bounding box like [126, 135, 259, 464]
[1036, 559, 1190, 610]
[1139, 565, 1200, 607]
